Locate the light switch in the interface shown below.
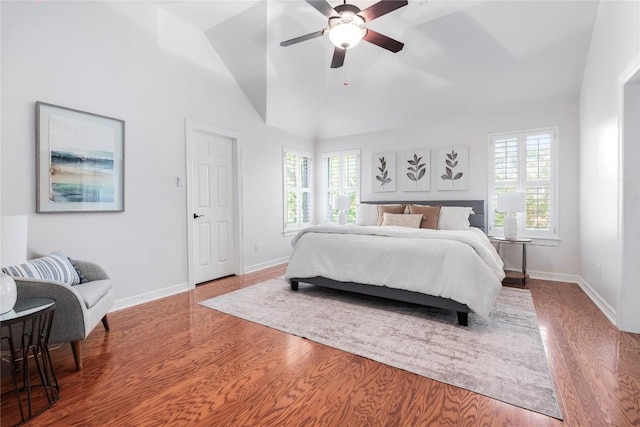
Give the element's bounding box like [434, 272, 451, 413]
[177, 177, 185, 187]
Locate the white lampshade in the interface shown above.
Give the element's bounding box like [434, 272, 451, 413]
[329, 13, 365, 49]
[333, 195, 351, 211]
[1, 215, 29, 268]
[0, 215, 26, 314]
[497, 193, 526, 213]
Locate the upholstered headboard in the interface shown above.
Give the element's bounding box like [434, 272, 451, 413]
[361, 200, 486, 233]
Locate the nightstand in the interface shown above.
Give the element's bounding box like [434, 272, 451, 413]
[490, 237, 533, 285]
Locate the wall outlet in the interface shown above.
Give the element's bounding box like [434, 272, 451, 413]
[255, 244, 260, 252]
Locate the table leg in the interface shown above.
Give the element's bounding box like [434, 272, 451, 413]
[522, 243, 527, 284]
[1, 307, 59, 426]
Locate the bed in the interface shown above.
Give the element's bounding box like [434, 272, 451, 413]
[285, 200, 505, 326]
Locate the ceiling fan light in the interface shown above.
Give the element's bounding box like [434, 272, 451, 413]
[329, 22, 365, 49]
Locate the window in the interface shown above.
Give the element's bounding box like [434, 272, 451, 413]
[323, 150, 360, 223]
[283, 147, 313, 234]
[488, 128, 558, 239]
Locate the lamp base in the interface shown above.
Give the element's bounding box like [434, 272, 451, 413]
[1, 272, 17, 314]
[338, 210, 346, 225]
[504, 213, 518, 239]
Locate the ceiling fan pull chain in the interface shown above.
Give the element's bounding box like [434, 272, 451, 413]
[343, 65, 349, 86]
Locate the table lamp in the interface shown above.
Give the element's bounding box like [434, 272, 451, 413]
[1, 215, 28, 314]
[333, 195, 351, 225]
[497, 193, 526, 239]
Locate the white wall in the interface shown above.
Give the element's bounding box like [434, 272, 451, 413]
[0, 1, 312, 305]
[316, 100, 581, 277]
[578, 0, 640, 327]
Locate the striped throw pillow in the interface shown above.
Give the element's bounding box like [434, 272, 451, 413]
[2, 251, 80, 286]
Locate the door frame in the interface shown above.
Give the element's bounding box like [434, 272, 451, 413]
[185, 119, 244, 290]
[617, 56, 640, 333]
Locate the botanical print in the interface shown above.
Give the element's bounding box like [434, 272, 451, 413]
[437, 146, 469, 191]
[401, 149, 430, 191]
[376, 157, 391, 187]
[49, 115, 116, 203]
[372, 152, 396, 192]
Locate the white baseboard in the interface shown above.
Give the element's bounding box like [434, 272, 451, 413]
[109, 258, 289, 313]
[527, 270, 581, 284]
[110, 282, 190, 313]
[519, 270, 617, 326]
[244, 256, 289, 274]
[574, 276, 617, 326]
[107, 265, 618, 329]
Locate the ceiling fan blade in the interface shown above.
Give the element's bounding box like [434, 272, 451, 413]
[280, 30, 327, 47]
[330, 47, 346, 68]
[363, 29, 404, 53]
[305, 0, 339, 18]
[359, 0, 408, 22]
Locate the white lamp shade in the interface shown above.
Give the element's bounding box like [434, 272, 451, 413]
[333, 195, 351, 211]
[497, 193, 526, 213]
[1, 215, 29, 268]
[329, 23, 364, 49]
[328, 13, 365, 49]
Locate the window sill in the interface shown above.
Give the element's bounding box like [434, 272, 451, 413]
[528, 237, 561, 247]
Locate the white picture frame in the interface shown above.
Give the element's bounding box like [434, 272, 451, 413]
[372, 152, 396, 192]
[401, 149, 430, 192]
[437, 146, 468, 191]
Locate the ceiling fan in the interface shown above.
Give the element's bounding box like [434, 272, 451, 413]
[280, 0, 408, 69]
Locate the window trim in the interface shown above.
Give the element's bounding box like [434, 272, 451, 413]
[283, 147, 313, 235]
[322, 149, 360, 224]
[487, 127, 559, 239]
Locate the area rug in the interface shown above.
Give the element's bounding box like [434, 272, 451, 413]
[200, 278, 562, 419]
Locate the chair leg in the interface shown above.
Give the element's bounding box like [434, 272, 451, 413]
[101, 315, 110, 331]
[71, 341, 83, 371]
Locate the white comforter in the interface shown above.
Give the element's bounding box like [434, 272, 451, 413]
[285, 225, 505, 317]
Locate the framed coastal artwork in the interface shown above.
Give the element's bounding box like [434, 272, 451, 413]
[401, 149, 430, 192]
[372, 152, 396, 192]
[36, 102, 125, 213]
[437, 146, 469, 191]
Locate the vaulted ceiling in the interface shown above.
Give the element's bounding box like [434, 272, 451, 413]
[154, 0, 599, 140]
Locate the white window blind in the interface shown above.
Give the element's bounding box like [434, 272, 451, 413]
[323, 150, 360, 223]
[488, 128, 558, 239]
[283, 147, 313, 233]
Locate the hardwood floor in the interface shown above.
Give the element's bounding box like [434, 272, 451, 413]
[2, 265, 639, 426]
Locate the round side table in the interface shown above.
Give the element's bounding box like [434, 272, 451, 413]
[1, 297, 59, 426]
[490, 237, 533, 285]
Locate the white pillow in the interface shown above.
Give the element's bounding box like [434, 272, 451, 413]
[382, 213, 423, 228]
[437, 206, 475, 230]
[355, 203, 379, 226]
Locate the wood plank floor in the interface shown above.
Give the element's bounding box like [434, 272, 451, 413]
[2, 265, 639, 426]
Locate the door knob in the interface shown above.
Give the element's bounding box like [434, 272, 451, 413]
[193, 213, 204, 219]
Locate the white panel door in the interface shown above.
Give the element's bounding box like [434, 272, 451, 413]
[191, 131, 235, 284]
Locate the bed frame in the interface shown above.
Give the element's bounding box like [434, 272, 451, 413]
[289, 200, 486, 326]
